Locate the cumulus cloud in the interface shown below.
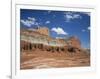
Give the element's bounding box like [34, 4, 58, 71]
[51, 27, 68, 35]
[45, 21, 50, 24]
[21, 20, 33, 27]
[21, 17, 39, 27]
[64, 12, 82, 22]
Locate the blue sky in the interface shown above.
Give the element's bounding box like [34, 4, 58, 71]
[20, 9, 90, 49]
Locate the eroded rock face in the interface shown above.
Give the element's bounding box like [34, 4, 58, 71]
[20, 36, 82, 53]
[20, 29, 82, 53]
[67, 36, 81, 49]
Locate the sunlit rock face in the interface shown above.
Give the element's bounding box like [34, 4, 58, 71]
[20, 28, 82, 52]
[67, 36, 81, 49]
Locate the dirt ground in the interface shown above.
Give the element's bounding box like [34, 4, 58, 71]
[20, 49, 90, 69]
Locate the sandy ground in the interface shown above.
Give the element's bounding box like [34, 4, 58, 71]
[20, 49, 90, 69]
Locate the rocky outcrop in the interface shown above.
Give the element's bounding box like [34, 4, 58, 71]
[67, 36, 81, 48]
[20, 29, 87, 55]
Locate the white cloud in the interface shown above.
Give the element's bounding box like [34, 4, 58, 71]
[21, 17, 39, 27]
[73, 14, 81, 18]
[82, 26, 90, 32]
[82, 29, 86, 32]
[28, 17, 36, 21]
[45, 21, 50, 24]
[21, 20, 32, 27]
[88, 26, 90, 30]
[51, 27, 68, 35]
[64, 12, 82, 22]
